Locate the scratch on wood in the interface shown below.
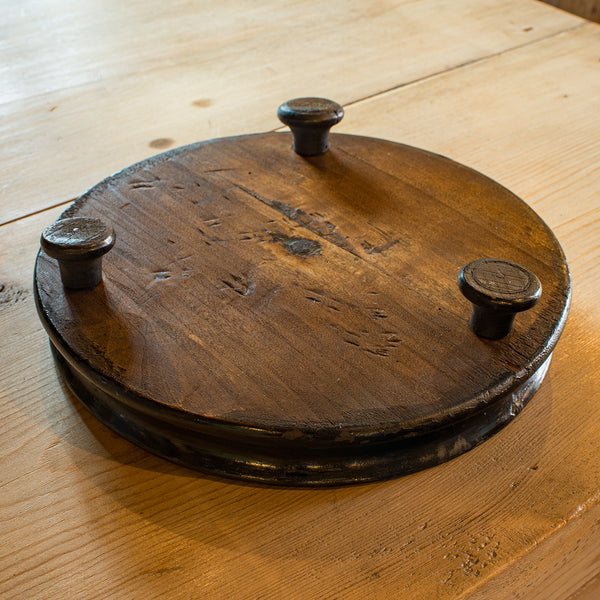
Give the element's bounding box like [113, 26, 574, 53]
[140, 567, 184, 576]
[329, 322, 402, 358]
[0, 284, 30, 305]
[89, 341, 126, 376]
[220, 273, 255, 296]
[362, 238, 400, 255]
[153, 271, 172, 281]
[232, 183, 358, 256]
[188, 333, 204, 346]
[130, 181, 159, 190]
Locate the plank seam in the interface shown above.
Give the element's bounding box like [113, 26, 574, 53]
[0, 199, 77, 229]
[1, 23, 588, 230]
[343, 22, 589, 111]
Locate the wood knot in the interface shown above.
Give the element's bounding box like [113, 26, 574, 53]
[269, 232, 321, 257]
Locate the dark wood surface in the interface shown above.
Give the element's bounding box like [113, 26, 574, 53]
[34, 132, 570, 481]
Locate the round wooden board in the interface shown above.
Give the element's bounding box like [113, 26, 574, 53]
[34, 132, 570, 485]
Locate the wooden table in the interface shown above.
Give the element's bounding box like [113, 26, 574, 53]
[2, 1, 599, 598]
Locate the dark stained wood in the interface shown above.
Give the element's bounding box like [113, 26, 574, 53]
[40, 217, 116, 289]
[458, 257, 542, 339]
[34, 132, 570, 484]
[542, 0, 600, 22]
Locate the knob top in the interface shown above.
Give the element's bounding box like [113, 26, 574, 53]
[458, 258, 541, 313]
[41, 217, 116, 262]
[277, 97, 344, 129]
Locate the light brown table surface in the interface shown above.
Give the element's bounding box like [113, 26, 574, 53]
[2, 1, 599, 598]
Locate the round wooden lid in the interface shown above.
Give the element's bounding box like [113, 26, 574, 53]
[35, 131, 570, 485]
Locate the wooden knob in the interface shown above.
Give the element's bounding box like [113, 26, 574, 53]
[458, 258, 541, 339]
[277, 97, 344, 156]
[41, 217, 116, 289]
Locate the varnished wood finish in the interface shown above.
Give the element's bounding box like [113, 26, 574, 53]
[34, 132, 569, 483]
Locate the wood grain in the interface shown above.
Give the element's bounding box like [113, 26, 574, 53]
[2, 0, 581, 105]
[33, 132, 569, 483]
[36, 133, 569, 423]
[463, 498, 600, 599]
[1, 3, 599, 599]
[339, 24, 600, 234]
[0, 0, 582, 226]
[543, 0, 600, 22]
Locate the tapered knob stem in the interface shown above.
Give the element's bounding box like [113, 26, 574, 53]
[277, 97, 344, 156]
[41, 217, 116, 289]
[458, 258, 541, 339]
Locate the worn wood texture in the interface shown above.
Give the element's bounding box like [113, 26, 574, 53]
[464, 498, 600, 599]
[542, 0, 600, 22]
[1, 0, 599, 598]
[33, 132, 569, 483]
[0, 0, 583, 226]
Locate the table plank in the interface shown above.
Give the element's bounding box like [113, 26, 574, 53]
[0, 0, 582, 226]
[464, 498, 600, 599]
[338, 24, 600, 234]
[2, 19, 600, 598]
[1, 233, 598, 599]
[2, 0, 581, 106]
